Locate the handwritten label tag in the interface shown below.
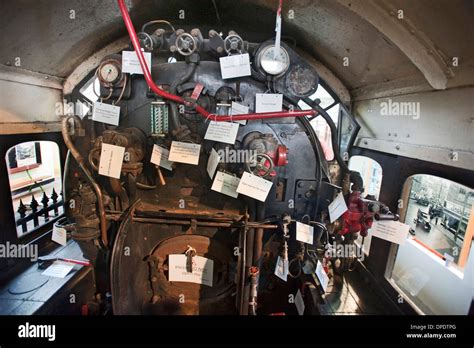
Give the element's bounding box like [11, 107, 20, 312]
[168, 254, 214, 287]
[211, 171, 240, 198]
[207, 148, 221, 178]
[150, 145, 173, 171]
[231, 102, 249, 125]
[370, 221, 410, 245]
[274, 256, 288, 282]
[42, 261, 74, 278]
[168, 141, 201, 165]
[98, 143, 125, 179]
[219, 53, 251, 79]
[52, 225, 67, 246]
[92, 101, 120, 126]
[315, 260, 329, 292]
[255, 93, 283, 113]
[122, 50, 152, 74]
[328, 192, 348, 223]
[204, 121, 239, 144]
[296, 221, 314, 245]
[295, 289, 305, 315]
[236, 172, 273, 202]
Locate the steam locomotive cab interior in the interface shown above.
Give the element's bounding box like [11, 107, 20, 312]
[0, 0, 473, 319]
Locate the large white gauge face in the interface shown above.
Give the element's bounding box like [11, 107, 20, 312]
[99, 63, 121, 84]
[259, 45, 290, 76]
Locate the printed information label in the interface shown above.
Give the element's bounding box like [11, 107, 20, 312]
[211, 171, 240, 198]
[236, 172, 273, 202]
[168, 141, 201, 165]
[370, 221, 410, 245]
[207, 148, 221, 178]
[255, 93, 283, 113]
[168, 254, 214, 287]
[296, 221, 314, 245]
[150, 145, 174, 171]
[204, 121, 239, 144]
[122, 50, 151, 74]
[219, 53, 251, 79]
[92, 101, 120, 126]
[315, 260, 329, 292]
[98, 143, 125, 179]
[52, 226, 67, 246]
[231, 102, 249, 125]
[328, 192, 348, 223]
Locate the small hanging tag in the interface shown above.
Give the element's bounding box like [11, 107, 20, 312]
[98, 143, 125, 179]
[274, 256, 288, 282]
[52, 225, 67, 246]
[219, 53, 251, 79]
[328, 192, 348, 223]
[92, 101, 120, 126]
[255, 93, 283, 113]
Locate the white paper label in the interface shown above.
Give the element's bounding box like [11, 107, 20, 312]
[274, 256, 288, 282]
[211, 171, 240, 198]
[92, 101, 120, 126]
[328, 192, 348, 223]
[150, 145, 173, 171]
[42, 261, 74, 278]
[207, 148, 221, 178]
[122, 50, 152, 74]
[315, 260, 329, 292]
[98, 143, 125, 179]
[219, 53, 251, 79]
[296, 221, 314, 245]
[168, 254, 214, 287]
[370, 220, 410, 245]
[255, 93, 283, 113]
[236, 172, 273, 202]
[168, 141, 201, 165]
[295, 289, 305, 315]
[231, 102, 249, 125]
[204, 121, 240, 144]
[52, 225, 67, 246]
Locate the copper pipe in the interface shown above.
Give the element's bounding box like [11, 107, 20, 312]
[61, 116, 108, 247]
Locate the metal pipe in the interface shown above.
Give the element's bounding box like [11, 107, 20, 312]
[248, 266, 260, 315]
[116, 0, 316, 122]
[61, 116, 109, 247]
[131, 216, 277, 229]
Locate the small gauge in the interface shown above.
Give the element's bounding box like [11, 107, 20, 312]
[286, 65, 318, 97]
[99, 62, 121, 85]
[257, 45, 290, 76]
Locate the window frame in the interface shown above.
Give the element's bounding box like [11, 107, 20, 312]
[0, 132, 67, 280]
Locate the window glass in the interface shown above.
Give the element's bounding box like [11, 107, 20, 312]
[309, 85, 335, 109]
[6, 141, 64, 237]
[389, 175, 473, 314]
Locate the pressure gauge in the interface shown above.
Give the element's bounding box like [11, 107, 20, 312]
[286, 65, 318, 97]
[98, 61, 122, 86]
[257, 45, 290, 76]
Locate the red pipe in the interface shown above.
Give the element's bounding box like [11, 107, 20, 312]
[116, 0, 316, 121]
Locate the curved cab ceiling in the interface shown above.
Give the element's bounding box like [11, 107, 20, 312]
[1, 0, 473, 96]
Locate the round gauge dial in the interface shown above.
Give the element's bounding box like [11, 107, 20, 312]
[258, 45, 290, 76]
[286, 65, 318, 97]
[99, 63, 121, 84]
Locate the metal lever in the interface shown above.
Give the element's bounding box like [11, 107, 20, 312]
[185, 245, 197, 273]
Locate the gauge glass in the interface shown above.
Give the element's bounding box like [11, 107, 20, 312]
[259, 45, 290, 76]
[100, 63, 120, 83]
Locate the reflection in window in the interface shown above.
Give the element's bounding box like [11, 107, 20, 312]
[348, 156, 383, 256]
[6, 141, 64, 237]
[389, 175, 473, 314]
